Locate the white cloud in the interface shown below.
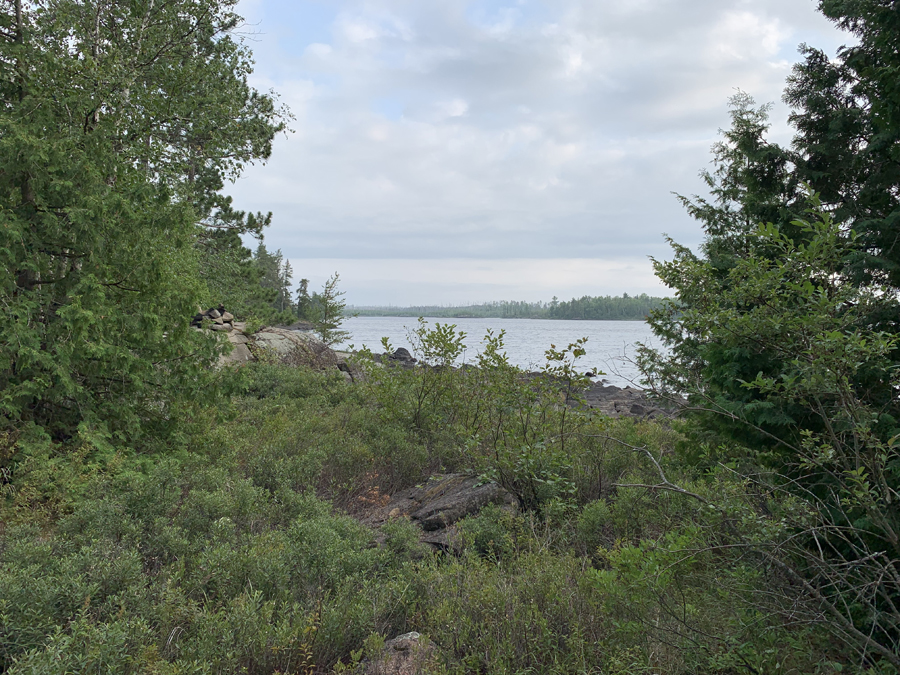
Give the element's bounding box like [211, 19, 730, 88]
[304, 42, 332, 58]
[435, 97, 469, 118]
[232, 0, 850, 303]
[709, 11, 790, 61]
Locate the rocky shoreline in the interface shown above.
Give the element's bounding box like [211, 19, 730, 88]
[203, 314, 678, 420]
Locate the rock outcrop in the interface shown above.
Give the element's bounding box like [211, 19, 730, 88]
[362, 474, 516, 551]
[251, 326, 339, 370]
[193, 308, 350, 376]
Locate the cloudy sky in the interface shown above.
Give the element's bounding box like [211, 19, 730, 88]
[229, 0, 848, 306]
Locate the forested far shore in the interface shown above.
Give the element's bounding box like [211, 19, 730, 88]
[349, 293, 668, 320]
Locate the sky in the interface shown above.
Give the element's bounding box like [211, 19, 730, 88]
[229, 0, 849, 306]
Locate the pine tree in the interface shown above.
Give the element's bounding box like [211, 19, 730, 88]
[296, 278, 311, 319]
[0, 0, 286, 442]
[310, 273, 351, 346]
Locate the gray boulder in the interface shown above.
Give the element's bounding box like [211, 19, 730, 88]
[250, 327, 339, 370]
[353, 632, 442, 675]
[362, 474, 516, 550]
[213, 323, 342, 372]
[390, 347, 416, 363]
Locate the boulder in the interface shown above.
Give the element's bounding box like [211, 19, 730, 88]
[353, 632, 441, 675]
[225, 342, 254, 364]
[251, 327, 339, 370]
[207, 316, 345, 374]
[362, 474, 515, 545]
[334, 350, 365, 383]
[390, 347, 416, 363]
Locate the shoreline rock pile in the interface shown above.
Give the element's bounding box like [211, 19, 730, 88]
[582, 382, 682, 420]
[192, 304, 237, 332]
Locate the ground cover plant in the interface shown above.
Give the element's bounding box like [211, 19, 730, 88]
[0, 333, 861, 674]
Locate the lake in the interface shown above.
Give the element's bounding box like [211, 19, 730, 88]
[336, 316, 663, 388]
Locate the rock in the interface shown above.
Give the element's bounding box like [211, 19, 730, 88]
[419, 527, 456, 552]
[221, 311, 234, 322]
[581, 383, 682, 419]
[251, 327, 339, 370]
[337, 359, 365, 383]
[390, 347, 416, 363]
[355, 632, 441, 675]
[210, 320, 348, 376]
[411, 476, 511, 531]
[220, 342, 253, 365]
[363, 474, 515, 534]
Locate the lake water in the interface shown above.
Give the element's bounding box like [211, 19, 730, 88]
[337, 316, 663, 388]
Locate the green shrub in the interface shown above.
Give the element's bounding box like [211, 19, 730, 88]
[379, 517, 430, 564]
[420, 552, 608, 675]
[237, 361, 349, 403]
[0, 355, 859, 674]
[575, 499, 611, 556]
[456, 504, 519, 562]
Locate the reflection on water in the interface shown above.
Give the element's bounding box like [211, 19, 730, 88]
[336, 316, 663, 388]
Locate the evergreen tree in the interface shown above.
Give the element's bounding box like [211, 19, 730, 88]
[310, 273, 350, 346]
[296, 278, 311, 319]
[640, 1, 900, 661]
[786, 0, 900, 288]
[252, 243, 294, 322]
[645, 2, 900, 445]
[0, 0, 285, 442]
[279, 259, 294, 315]
[198, 229, 276, 320]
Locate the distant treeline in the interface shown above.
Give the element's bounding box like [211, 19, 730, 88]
[350, 293, 668, 320]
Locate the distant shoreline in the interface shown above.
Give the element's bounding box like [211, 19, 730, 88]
[347, 313, 649, 321]
[347, 294, 667, 322]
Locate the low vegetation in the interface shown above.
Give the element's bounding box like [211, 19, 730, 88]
[2, 0, 899, 672]
[0, 332, 855, 673]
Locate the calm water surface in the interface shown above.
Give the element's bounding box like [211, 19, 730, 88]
[337, 316, 663, 388]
